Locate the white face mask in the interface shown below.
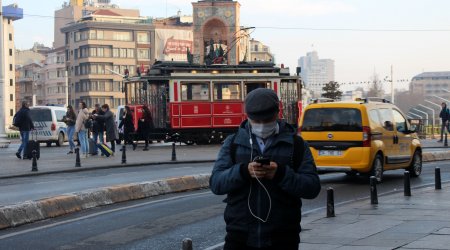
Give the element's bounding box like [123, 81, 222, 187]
[250, 120, 277, 139]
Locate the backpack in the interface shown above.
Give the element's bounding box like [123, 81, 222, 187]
[84, 119, 93, 129]
[229, 133, 305, 171]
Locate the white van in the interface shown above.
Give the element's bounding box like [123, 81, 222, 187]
[29, 106, 68, 147]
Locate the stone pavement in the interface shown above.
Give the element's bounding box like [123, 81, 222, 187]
[300, 183, 450, 250]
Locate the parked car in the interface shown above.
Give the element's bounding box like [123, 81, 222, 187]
[299, 98, 422, 182]
[29, 106, 68, 147]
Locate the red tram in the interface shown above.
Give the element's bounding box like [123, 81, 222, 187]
[124, 61, 302, 145]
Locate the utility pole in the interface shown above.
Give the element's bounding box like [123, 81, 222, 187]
[65, 70, 69, 107]
[391, 65, 394, 104]
[0, 0, 11, 148]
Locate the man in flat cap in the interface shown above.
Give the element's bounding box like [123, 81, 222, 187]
[210, 88, 321, 250]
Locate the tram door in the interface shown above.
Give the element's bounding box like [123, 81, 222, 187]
[146, 82, 169, 129]
[280, 80, 301, 126]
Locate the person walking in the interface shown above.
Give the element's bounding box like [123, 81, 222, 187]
[138, 105, 154, 151]
[91, 104, 105, 155]
[13, 101, 34, 159]
[210, 88, 321, 250]
[93, 104, 119, 154]
[64, 105, 77, 154]
[438, 102, 450, 142]
[119, 106, 137, 150]
[75, 102, 90, 158]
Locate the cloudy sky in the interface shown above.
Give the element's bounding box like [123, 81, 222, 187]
[4, 0, 450, 91]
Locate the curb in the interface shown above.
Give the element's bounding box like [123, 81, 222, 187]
[0, 174, 210, 230]
[422, 151, 450, 162]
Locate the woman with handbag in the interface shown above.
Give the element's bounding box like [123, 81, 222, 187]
[64, 105, 77, 154]
[75, 102, 90, 158]
[119, 106, 137, 150]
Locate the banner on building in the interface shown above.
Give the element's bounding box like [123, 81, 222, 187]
[155, 29, 193, 62]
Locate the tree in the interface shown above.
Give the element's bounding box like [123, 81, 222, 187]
[367, 73, 384, 97]
[321, 81, 343, 100]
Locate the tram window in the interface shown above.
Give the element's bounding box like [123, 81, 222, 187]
[181, 82, 210, 101]
[213, 82, 241, 101]
[244, 82, 270, 96]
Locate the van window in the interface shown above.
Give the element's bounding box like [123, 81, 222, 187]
[55, 110, 66, 122]
[30, 109, 52, 122]
[369, 109, 382, 126]
[393, 109, 407, 133]
[302, 108, 362, 131]
[378, 108, 394, 131]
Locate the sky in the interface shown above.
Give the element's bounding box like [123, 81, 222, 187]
[4, 0, 450, 92]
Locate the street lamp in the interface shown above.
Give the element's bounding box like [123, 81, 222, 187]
[418, 104, 436, 139]
[412, 108, 429, 126]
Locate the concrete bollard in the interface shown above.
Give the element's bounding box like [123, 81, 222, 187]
[31, 150, 38, 172]
[182, 238, 193, 250]
[326, 187, 335, 218]
[171, 142, 177, 161]
[404, 171, 411, 196]
[75, 148, 81, 167]
[121, 145, 127, 164]
[370, 176, 378, 204]
[435, 167, 442, 190]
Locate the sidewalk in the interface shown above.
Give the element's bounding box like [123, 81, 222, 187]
[300, 184, 450, 249]
[1, 143, 220, 178]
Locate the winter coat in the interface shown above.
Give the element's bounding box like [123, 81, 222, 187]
[64, 111, 76, 127]
[95, 109, 118, 142]
[439, 106, 450, 122]
[138, 111, 154, 136]
[13, 107, 34, 132]
[92, 109, 105, 133]
[75, 108, 89, 133]
[119, 113, 135, 133]
[210, 120, 321, 248]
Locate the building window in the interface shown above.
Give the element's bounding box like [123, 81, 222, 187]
[10, 94, 13, 101]
[10, 109, 14, 117]
[137, 49, 150, 59]
[9, 64, 13, 71]
[10, 79, 13, 86]
[137, 32, 150, 44]
[9, 49, 12, 56]
[113, 31, 132, 41]
[9, 33, 12, 41]
[8, 19, 11, 25]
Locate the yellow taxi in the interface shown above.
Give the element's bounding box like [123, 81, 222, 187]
[299, 98, 422, 182]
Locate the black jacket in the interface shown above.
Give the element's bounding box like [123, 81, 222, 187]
[210, 120, 321, 248]
[439, 107, 449, 122]
[92, 109, 105, 133]
[13, 107, 34, 132]
[119, 113, 135, 133]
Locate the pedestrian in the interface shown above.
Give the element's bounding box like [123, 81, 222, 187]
[93, 104, 119, 154]
[75, 101, 90, 158]
[91, 104, 105, 155]
[64, 105, 77, 154]
[13, 101, 34, 159]
[119, 106, 137, 150]
[138, 105, 154, 151]
[438, 102, 449, 142]
[210, 88, 321, 250]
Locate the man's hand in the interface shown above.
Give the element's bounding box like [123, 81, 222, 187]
[264, 161, 278, 180]
[248, 162, 266, 179]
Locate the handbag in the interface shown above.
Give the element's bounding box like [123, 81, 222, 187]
[84, 119, 93, 129]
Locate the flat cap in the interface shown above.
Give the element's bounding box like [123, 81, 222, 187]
[245, 88, 279, 121]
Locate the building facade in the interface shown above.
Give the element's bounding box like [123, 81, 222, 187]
[42, 48, 67, 106]
[1, 4, 22, 136]
[16, 63, 43, 108]
[410, 72, 450, 101]
[250, 38, 273, 62]
[298, 51, 335, 97]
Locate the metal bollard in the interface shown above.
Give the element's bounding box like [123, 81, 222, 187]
[370, 176, 378, 204]
[435, 167, 442, 190]
[121, 145, 127, 164]
[31, 150, 38, 172]
[326, 187, 335, 218]
[404, 171, 411, 196]
[75, 148, 81, 167]
[445, 133, 448, 147]
[171, 142, 177, 161]
[182, 238, 193, 250]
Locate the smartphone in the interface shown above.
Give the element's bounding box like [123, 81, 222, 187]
[254, 156, 270, 165]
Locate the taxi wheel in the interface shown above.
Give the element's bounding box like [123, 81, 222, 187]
[56, 132, 64, 147]
[408, 151, 422, 177]
[46, 142, 52, 147]
[370, 154, 384, 183]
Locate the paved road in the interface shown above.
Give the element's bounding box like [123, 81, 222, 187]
[0, 162, 213, 206]
[0, 161, 449, 250]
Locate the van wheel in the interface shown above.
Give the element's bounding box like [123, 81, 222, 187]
[408, 151, 422, 177]
[370, 154, 384, 183]
[46, 142, 52, 147]
[56, 132, 64, 147]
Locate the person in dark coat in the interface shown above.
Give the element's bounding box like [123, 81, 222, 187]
[63, 105, 77, 154]
[138, 105, 154, 151]
[93, 104, 118, 153]
[119, 106, 137, 150]
[13, 101, 35, 159]
[438, 102, 449, 142]
[210, 89, 321, 250]
[91, 104, 105, 155]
